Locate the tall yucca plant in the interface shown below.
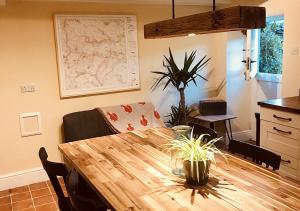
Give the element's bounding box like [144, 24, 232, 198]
[152, 48, 211, 124]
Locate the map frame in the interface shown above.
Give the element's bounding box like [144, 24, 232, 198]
[54, 14, 140, 98]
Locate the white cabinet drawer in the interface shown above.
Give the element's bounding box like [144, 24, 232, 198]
[279, 163, 298, 180]
[260, 107, 300, 129]
[277, 150, 298, 170]
[276, 151, 299, 179]
[261, 121, 300, 159]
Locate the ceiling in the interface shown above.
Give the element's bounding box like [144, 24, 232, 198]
[20, 0, 258, 6]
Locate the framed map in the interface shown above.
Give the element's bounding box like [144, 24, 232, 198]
[54, 14, 140, 97]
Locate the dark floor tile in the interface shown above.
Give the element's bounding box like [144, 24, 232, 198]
[11, 192, 31, 203]
[0, 204, 12, 211]
[18, 208, 35, 211]
[31, 188, 51, 198]
[0, 190, 10, 198]
[35, 202, 57, 211]
[10, 185, 29, 195]
[52, 194, 57, 200]
[46, 181, 52, 187]
[0, 196, 10, 205]
[29, 182, 48, 191]
[12, 199, 33, 210]
[33, 194, 54, 206]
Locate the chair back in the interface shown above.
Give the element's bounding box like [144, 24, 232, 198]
[189, 123, 218, 142]
[229, 140, 281, 171]
[63, 108, 114, 142]
[39, 147, 71, 211]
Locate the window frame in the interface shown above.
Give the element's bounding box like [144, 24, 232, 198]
[256, 15, 284, 83]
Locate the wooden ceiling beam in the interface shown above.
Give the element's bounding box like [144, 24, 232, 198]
[144, 6, 266, 39]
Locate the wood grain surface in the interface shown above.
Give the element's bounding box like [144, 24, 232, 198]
[144, 6, 266, 39]
[59, 127, 300, 211]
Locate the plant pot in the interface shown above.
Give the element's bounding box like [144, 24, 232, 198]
[183, 160, 211, 187]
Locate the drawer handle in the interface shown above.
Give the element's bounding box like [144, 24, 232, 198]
[273, 114, 292, 122]
[281, 159, 291, 164]
[273, 127, 292, 135]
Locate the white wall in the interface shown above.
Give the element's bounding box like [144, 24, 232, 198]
[226, 32, 252, 133]
[281, 0, 300, 97]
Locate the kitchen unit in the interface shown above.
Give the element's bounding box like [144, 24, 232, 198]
[259, 96, 300, 180]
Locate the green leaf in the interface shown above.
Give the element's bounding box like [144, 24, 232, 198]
[152, 48, 211, 124]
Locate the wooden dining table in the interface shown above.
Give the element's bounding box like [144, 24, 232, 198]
[58, 127, 300, 211]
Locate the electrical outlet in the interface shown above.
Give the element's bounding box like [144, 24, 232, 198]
[20, 84, 36, 93]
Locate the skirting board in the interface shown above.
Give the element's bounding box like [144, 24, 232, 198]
[0, 167, 48, 191]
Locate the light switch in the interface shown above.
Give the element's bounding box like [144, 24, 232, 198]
[20, 84, 36, 93]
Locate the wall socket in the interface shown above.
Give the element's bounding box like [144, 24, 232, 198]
[20, 84, 36, 93]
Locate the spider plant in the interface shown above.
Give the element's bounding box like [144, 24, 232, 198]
[164, 131, 226, 186]
[152, 48, 210, 125]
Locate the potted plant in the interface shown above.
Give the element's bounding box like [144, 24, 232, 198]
[166, 105, 194, 127]
[165, 132, 226, 186]
[152, 48, 210, 125]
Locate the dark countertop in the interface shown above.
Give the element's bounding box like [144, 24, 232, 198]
[258, 96, 300, 114]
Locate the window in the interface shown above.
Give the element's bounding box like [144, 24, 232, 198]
[258, 16, 284, 75]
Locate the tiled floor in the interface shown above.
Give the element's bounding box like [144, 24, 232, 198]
[0, 179, 67, 211]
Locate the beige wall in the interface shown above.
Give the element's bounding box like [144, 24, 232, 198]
[281, 0, 300, 97]
[0, 1, 217, 176]
[3, 0, 297, 179]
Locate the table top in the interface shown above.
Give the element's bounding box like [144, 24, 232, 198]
[258, 96, 300, 114]
[189, 114, 237, 123]
[59, 127, 300, 211]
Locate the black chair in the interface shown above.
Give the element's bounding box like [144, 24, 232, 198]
[188, 123, 218, 142]
[63, 108, 115, 143]
[39, 147, 108, 211]
[62, 109, 117, 205]
[229, 140, 281, 171]
[39, 147, 72, 211]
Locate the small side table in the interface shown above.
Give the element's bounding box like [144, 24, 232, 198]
[188, 114, 237, 142]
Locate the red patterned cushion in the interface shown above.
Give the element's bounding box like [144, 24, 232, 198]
[98, 102, 165, 133]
